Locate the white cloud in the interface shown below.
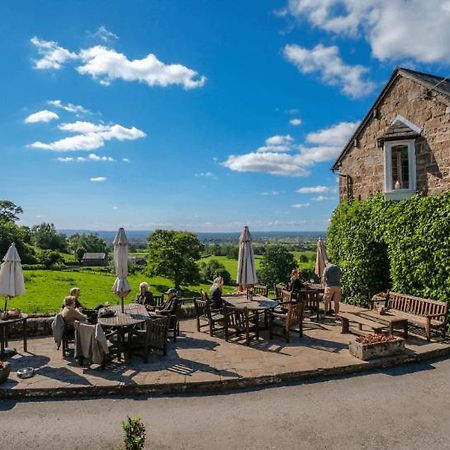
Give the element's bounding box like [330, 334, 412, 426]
[92, 26, 118, 43]
[283, 43, 374, 97]
[55, 153, 115, 163]
[31, 36, 78, 69]
[289, 118, 302, 126]
[31, 37, 206, 89]
[24, 110, 59, 124]
[291, 203, 310, 208]
[48, 100, 89, 114]
[122, 158, 130, 163]
[285, 0, 450, 64]
[90, 176, 107, 182]
[29, 120, 146, 152]
[312, 195, 334, 201]
[195, 172, 217, 179]
[257, 134, 295, 152]
[297, 185, 332, 193]
[260, 191, 280, 196]
[223, 121, 359, 177]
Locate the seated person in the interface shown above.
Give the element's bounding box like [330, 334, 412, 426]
[135, 282, 155, 309]
[209, 276, 224, 309]
[152, 288, 179, 316]
[61, 295, 88, 327]
[288, 268, 303, 293]
[70, 287, 84, 309]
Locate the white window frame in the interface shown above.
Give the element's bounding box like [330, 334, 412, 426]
[383, 139, 416, 201]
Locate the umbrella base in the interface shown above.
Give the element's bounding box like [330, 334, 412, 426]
[1, 347, 17, 358]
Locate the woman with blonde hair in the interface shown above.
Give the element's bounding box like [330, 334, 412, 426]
[135, 281, 155, 309]
[209, 276, 224, 309]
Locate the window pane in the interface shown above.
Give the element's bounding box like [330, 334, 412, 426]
[391, 144, 409, 189]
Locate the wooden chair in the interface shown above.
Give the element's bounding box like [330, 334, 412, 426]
[269, 301, 305, 343]
[61, 325, 75, 357]
[253, 285, 269, 297]
[167, 302, 182, 342]
[298, 289, 321, 321]
[193, 298, 226, 336]
[153, 294, 164, 308]
[129, 316, 169, 362]
[223, 305, 259, 346]
[273, 283, 287, 301]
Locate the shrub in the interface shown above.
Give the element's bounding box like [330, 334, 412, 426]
[257, 244, 296, 287]
[121, 416, 146, 450]
[327, 192, 450, 304]
[199, 258, 232, 284]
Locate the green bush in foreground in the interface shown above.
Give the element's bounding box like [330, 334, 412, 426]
[121, 417, 146, 450]
[327, 192, 450, 304]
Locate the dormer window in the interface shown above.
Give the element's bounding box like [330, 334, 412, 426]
[378, 115, 420, 201]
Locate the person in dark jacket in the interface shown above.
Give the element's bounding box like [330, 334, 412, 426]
[155, 288, 179, 315]
[288, 269, 303, 293]
[135, 282, 155, 309]
[209, 277, 224, 309]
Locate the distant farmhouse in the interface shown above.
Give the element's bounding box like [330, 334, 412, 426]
[81, 252, 107, 266]
[332, 68, 450, 202]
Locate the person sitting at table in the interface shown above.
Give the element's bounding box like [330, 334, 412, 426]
[288, 268, 303, 294]
[61, 295, 88, 326]
[135, 282, 155, 309]
[153, 288, 179, 316]
[69, 287, 84, 309]
[209, 276, 224, 309]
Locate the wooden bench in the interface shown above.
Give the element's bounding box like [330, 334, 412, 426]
[372, 292, 448, 341]
[337, 312, 386, 335]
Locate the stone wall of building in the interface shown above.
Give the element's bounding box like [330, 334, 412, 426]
[339, 76, 450, 201]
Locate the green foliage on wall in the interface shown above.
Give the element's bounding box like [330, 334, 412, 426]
[327, 192, 450, 304]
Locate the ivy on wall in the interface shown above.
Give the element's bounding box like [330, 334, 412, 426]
[327, 192, 450, 304]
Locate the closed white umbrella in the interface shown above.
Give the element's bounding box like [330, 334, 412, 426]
[314, 238, 329, 283]
[237, 226, 258, 290]
[0, 242, 25, 313]
[112, 228, 131, 312]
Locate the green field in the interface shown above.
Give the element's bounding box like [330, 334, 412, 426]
[9, 252, 315, 315]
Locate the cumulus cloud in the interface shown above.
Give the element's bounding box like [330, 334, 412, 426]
[90, 176, 107, 182]
[257, 134, 295, 152]
[48, 99, 90, 115]
[285, 0, 450, 64]
[291, 203, 310, 208]
[297, 185, 332, 193]
[31, 37, 206, 89]
[283, 43, 374, 97]
[289, 118, 302, 126]
[24, 110, 59, 124]
[122, 158, 130, 163]
[30, 36, 78, 69]
[312, 195, 334, 201]
[260, 191, 280, 196]
[56, 153, 115, 163]
[222, 121, 359, 177]
[29, 120, 146, 152]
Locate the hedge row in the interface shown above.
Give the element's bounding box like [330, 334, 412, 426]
[327, 192, 450, 304]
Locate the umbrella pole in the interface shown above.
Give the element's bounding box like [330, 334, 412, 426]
[3, 296, 9, 314]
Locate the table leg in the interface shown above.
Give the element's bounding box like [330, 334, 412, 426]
[403, 321, 408, 339]
[389, 323, 394, 336]
[23, 318, 28, 353]
[0, 325, 5, 356]
[316, 300, 320, 321]
[341, 318, 349, 334]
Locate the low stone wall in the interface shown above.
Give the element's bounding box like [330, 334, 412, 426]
[6, 304, 198, 339]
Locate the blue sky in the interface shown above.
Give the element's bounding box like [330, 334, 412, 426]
[2, 0, 450, 232]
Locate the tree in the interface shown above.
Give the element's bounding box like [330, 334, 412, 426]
[0, 219, 37, 264]
[31, 223, 67, 251]
[147, 230, 203, 289]
[0, 200, 23, 222]
[68, 233, 108, 255]
[199, 258, 232, 285]
[257, 244, 296, 287]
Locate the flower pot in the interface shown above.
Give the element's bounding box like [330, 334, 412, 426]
[0, 362, 11, 384]
[349, 337, 405, 361]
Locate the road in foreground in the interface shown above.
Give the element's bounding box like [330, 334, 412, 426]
[1, 358, 450, 450]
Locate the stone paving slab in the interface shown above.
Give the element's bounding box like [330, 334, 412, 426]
[1, 304, 449, 399]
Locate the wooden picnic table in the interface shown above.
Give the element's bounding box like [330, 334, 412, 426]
[97, 304, 150, 361]
[355, 310, 408, 338]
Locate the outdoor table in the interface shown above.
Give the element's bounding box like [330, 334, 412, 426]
[97, 304, 150, 361]
[305, 283, 325, 293]
[356, 310, 408, 338]
[0, 314, 28, 358]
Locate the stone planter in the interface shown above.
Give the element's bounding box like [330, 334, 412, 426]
[0, 362, 11, 384]
[349, 337, 405, 361]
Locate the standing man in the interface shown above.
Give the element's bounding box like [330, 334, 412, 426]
[322, 260, 341, 315]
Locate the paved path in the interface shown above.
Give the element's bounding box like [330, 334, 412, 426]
[2, 358, 450, 449]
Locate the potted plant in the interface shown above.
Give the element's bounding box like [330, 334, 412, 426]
[0, 360, 11, 384]
[349, 334, 405, 361]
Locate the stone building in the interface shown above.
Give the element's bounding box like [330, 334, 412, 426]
[81, 252, 107, 266]
[332, 68, 450, 202]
